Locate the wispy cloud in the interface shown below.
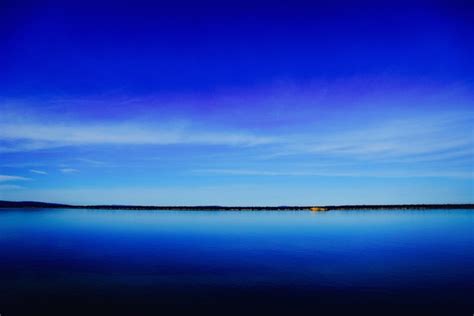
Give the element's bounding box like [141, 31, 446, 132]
[271, 113, 474, 163]
[29, 169, 48, 175]
[0, 184, 23, 190]
[0, 175, 30, 182]
[1, 110, 471, 164]
[195, 168, 474, 179]
[1, 86, 472, 173]
[0, 120, 275, 153]
[76, 158, 105, 165]
[60, 168, 79, 174]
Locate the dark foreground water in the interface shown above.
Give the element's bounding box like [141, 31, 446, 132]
[0, 209, 473, 315]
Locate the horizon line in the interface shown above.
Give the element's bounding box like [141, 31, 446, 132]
[1, 200, 473, 210]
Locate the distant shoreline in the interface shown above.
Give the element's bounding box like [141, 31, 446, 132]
[0, 200, 473, 211]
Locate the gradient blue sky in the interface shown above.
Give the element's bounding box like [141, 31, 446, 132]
[1, 0, 473, 205]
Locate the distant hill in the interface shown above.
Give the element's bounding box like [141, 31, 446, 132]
[0, 200, 473, 210]
[0, 200, 73, 208]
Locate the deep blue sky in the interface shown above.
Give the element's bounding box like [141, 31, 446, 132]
[1, 0, 473, 205]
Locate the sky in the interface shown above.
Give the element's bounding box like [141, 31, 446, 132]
[0, 0, 473, 205]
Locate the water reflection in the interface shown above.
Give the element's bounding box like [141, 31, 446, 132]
[0, 209, 472, 315]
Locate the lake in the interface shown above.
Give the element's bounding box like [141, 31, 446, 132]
[0, 209, 473, 315]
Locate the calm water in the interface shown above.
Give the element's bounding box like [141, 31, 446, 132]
[0, 209, 473, 315]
